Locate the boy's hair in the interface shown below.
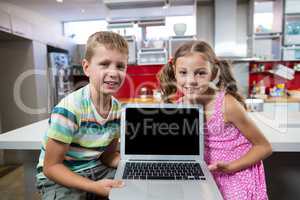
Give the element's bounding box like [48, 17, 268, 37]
[158, 40, 246, 109]
[84, 31, 128, 61]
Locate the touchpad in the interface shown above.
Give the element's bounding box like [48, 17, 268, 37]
[147, 182, 183, 200]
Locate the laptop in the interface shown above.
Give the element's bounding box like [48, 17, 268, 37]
[110, 104, 223, 200]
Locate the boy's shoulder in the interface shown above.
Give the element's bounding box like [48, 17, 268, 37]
[111, 96, 122, 111]
[55, 85, 89, 111]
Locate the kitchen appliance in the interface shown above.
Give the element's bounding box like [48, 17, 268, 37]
[125, 36, 137, 64]
[245, 98, 264, 112]
[48, 52, 73, 107]
[137, 48, 167, 65]
[169, 35, 196, 57]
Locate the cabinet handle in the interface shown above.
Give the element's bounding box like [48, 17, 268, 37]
[0, 25, 10, 32]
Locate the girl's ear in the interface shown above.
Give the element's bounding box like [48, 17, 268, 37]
[82, 59, 90, 77]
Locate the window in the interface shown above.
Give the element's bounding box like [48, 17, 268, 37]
[63, 20, 107, 44]
[63, 16, 196, 44]
[254, 1, 274, 33]
[145, 16, 196, 41]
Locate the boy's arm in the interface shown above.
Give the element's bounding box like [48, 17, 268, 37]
[43, 138, 123, 197]
[100, 138, 120, 168]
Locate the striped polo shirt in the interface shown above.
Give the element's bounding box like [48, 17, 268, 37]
[36, 84, 121, 179]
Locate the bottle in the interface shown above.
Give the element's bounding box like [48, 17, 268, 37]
[251, 81, 258, 97]
[252, 63, 257, 73]
[259, 81, 266, 95]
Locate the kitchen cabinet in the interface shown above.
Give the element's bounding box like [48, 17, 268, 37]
[252, 0, 283, 60]
[249, 61, 300, 98]
[0, 10, 11, 33]
[283, 0, 300, 60]
[263, 102, 299, 112]
[10, 15, 33, 40]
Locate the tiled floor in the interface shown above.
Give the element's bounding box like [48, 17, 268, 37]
[0, 165, 41, 200]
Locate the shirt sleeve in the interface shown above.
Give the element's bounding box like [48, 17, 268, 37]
[47, 105, 79, 144]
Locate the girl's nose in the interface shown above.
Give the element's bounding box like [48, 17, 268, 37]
[186, 75, 198, 86]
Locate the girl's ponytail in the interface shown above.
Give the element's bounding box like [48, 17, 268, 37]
[157, 60, 177, 102]
[216, 60, 247, 109]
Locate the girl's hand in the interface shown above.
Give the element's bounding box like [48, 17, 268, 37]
[89, 179, 124, 197]
[208, 161, 234, 173]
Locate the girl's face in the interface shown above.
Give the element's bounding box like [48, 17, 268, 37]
[83, 45, 128, 96]
[175, 52, 212, 100]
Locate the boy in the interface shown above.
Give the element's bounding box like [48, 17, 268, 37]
[36, 31, 128, 200]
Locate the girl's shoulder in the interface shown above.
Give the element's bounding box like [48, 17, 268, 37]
[223, 93, 247, 123]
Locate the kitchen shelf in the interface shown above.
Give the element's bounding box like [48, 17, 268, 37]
[285, 13, 300, 16]
[250, 70, 274, 75]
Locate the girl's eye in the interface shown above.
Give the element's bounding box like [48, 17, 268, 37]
[179, 71, 187, 75]
[196, 71, 207, 76]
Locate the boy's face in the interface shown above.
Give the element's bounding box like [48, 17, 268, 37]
[175, 53, 212, 101]
[82, 45, 128, 96]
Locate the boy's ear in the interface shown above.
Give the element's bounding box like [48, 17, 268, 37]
[82, 59, 90, 77]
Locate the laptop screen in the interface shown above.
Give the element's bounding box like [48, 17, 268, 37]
[125, 107, 200, 155]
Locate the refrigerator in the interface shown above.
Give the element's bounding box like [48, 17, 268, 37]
[48, 52, 73, 108]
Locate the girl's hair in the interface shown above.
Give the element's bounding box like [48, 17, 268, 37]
[158, 40, 246, 109]
[85, 31, 128, 61]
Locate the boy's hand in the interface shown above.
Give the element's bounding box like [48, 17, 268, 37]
[90, 179, 124, 197]
[208, 161, 234, 173]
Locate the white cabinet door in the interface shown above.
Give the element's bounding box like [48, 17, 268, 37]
[11, 15, 33, 39]
[0, 10, 11, 33]
[264, 103, 300, 112]
[285, 0, 300, 14]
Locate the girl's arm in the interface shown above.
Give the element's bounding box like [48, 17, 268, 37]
[209, 94, 272, 173]
[100, 138, 120, 168]
[43, 138, 123, 197]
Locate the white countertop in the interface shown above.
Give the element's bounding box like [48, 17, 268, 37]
[0, 119, 48, 150]
[0, 112, 300, 152]
[248, 112, 300, 152]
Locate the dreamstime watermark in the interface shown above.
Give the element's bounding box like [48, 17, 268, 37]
[13, 69, 49, 115]
[126, 118, 200, 140]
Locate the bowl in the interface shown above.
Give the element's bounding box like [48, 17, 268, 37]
[173, 23, 187, 36]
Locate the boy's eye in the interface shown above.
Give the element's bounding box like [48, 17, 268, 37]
[117, 64, 126, 71]
[99, 61, 110, 67]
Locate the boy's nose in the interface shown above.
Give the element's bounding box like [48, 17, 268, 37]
[107, 70, 118, 78]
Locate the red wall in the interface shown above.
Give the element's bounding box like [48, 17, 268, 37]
[249, 61, 300, 95]
[115, 65, 163, 98]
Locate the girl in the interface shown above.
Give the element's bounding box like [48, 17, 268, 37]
[158, 41, 272, 200]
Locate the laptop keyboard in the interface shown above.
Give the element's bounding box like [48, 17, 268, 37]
[122, 162, 205, 180]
